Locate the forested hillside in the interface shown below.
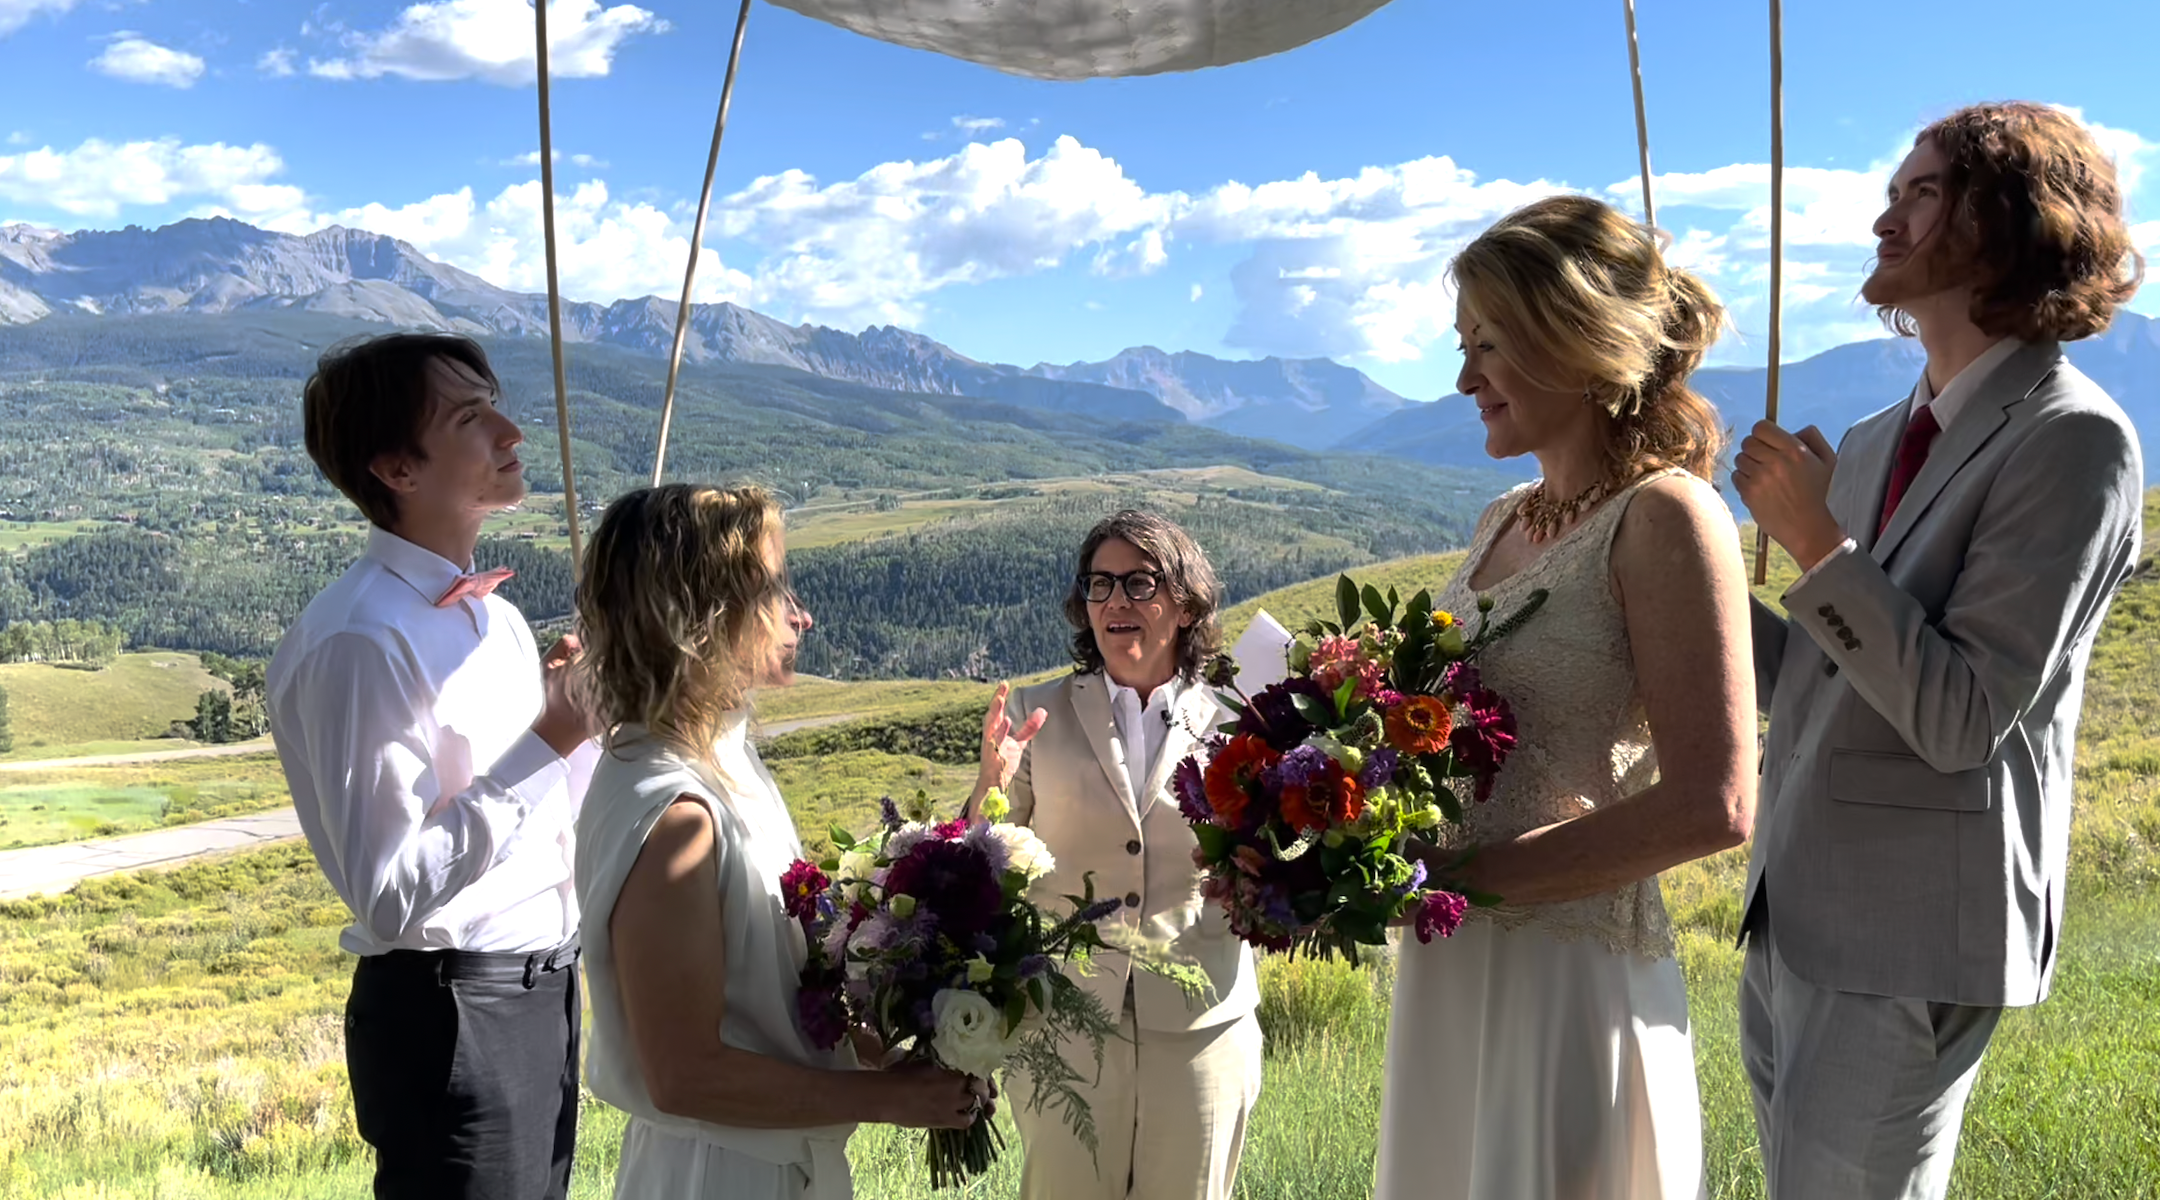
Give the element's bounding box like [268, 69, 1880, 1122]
[0, 312, 1506, 672]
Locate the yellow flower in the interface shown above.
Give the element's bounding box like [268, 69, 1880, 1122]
[966, 954, 995, 984]
[979, 787, 1011, 823]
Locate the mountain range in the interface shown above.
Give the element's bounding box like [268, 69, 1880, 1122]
[0, 217, 1405, 449]
[4, 216, 2157, 478]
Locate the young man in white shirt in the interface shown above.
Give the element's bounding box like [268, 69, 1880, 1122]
[1733, 103, 2143, 1199]
[267, 333, 599, 1199]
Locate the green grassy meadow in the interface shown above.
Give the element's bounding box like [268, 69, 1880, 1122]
[0, 652, 227, 759]
[0, 754, 291, 849]
[1, 507, 2155, 1197]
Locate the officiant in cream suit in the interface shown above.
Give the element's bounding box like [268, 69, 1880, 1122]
[967, 509, 1264, 1200]
[1733, 102, 2144, 1199]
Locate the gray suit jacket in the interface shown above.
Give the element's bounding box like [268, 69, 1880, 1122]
[1005, 672, 1260, 1033]
[1745, 341, 2143, 1008]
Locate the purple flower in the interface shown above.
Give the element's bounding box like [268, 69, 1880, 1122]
[882, 839, 1004, 939]
[879, 795, 903, 832]
[1238, 678, 1326, 751]
[1080, 897, 1124, 923]
[1272, 743, 1331, 789]
[963, 820, 1012, 878]
[1414, 890, 1469, 943]
[1257, 884, 1297, 927]
[796, 980, 848, 1050]
[1450, 689, 1518, 803]
[1018, 954, 1052, 980]
[1173, 756, 1211, 824]
[1394, 858, 1428, 897]
[1358, 746, 1400, 790]
[1440, 662, 1483, 696]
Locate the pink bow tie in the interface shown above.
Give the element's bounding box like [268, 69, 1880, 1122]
[436, 567, 516, 608]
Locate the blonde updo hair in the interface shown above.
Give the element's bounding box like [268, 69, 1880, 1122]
[576, 483, 787, 758]
[1450, 194, 1728, 481]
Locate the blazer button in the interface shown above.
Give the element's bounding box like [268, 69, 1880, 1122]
[1845, 638, 1863, 651]
[1817, 604, 1836, 618]
[1124, 891, 1142, 910]
[1126, 839, 1142, 856]
[1822, 660, 1839, 677]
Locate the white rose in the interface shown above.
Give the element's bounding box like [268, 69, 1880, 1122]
[990, 823, 1055, 882]
[837, 849, 877, 904]
[930, 988, 1020, 1079]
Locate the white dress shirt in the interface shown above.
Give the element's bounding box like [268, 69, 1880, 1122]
[267, 525, 596, 956]
[1107, 676, 1184, 815]
[1788, 337, 2021, 585]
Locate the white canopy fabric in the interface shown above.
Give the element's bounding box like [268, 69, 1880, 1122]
[766, 0, 1397, 80]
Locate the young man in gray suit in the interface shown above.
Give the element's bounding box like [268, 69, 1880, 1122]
[1731, 101, 2144, 1199]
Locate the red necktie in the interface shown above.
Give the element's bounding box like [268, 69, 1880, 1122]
[1878, 404, 1942, 536]
[435, 567, 516, 608]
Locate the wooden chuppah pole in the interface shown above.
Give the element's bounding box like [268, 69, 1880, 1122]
[534, 0, 586, 574]
[1754, 0, 1786, 586]
[653, 0, 757, 487]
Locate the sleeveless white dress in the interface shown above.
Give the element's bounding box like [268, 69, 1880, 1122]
[1375, 470, 1708, 1200]
[576, 713, 858, 1200]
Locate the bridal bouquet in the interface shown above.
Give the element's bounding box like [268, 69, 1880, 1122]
[1175, 575, 1546, 963]
[781, 790, 1124, 1188]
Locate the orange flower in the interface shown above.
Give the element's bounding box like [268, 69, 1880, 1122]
[1385, 694, 1454, 757]
[1280, 758, 1366, 834]
[1204, 734, 1278, 829]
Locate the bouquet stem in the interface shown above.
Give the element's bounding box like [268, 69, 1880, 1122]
[925, 1112, 1003, 1189]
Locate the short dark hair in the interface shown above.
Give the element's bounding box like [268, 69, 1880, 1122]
[302, 332, 501, 529]
[1884, 101, 2144, 343]
[1064, 510, 1224, 682]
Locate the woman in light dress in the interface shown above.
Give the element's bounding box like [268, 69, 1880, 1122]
[573, 483, 989, 1199]
[1375, 195, 1758, 1200]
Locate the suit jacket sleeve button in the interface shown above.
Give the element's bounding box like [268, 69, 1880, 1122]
[1124, 891, 1143, 909]
[1822, 660, 1839, 677]
[1126, 839, 1142, 855]
[1818, 604, 1836, 617]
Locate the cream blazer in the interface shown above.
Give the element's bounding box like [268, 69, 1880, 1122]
[1003, 672, 1259, 1034]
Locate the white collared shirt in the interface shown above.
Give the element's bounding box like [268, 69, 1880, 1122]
[1909, 336, 2020, 433]
[267, 525, 597, 956]
[1107, 676, 1184, 815]
[1789, 338, 2021, 583]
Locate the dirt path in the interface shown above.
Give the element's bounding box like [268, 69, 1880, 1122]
[0, 713, 862, 901]
[0, 737, 278, 772]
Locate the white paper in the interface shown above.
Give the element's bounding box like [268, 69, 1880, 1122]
[1230, 610, 1295, 695]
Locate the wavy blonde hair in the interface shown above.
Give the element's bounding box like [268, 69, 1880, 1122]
[1450, 194, 1728, 481]
[576, 483, 787, 759]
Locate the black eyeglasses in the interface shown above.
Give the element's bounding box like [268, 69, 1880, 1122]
[1077, 570, 1161, 603]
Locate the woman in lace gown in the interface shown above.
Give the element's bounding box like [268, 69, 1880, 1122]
[1375, 196, 1758, 1200]
[572, 484, 988, 1199]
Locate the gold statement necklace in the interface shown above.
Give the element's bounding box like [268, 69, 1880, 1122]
[1515, 470, 1635, 543]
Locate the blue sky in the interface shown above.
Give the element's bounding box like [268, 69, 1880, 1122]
[2, 0, 2157, 400]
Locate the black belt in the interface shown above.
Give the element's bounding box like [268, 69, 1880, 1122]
[375, 936, 581, 990]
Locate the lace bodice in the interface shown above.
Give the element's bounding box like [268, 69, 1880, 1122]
[1432, 470, 1686, 961]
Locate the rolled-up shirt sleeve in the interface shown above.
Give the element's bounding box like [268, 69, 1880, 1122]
[285, 631, 568, 945]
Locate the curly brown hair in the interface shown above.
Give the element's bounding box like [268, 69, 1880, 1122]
[1450, 194, 1729, 483]
[1882, 102, 2143, 342]
[576, 483, 788, 759]
[1063, 510, 1224, 682]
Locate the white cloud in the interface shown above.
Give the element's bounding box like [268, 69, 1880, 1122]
[4, 132, 28, 147]
[273, 180, 752, 311]
[0, 137, 298, 219]
[308, 0, 667, 85]
[0, 0, 75, 38]
[500, 149, 607, 169]
[1189, 283, 1203, 302]
[90, 34, 206, 88]
[258, 47, 297, 77]
[954, 116, 1004, 135]
[713, 135, 1180, 327]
